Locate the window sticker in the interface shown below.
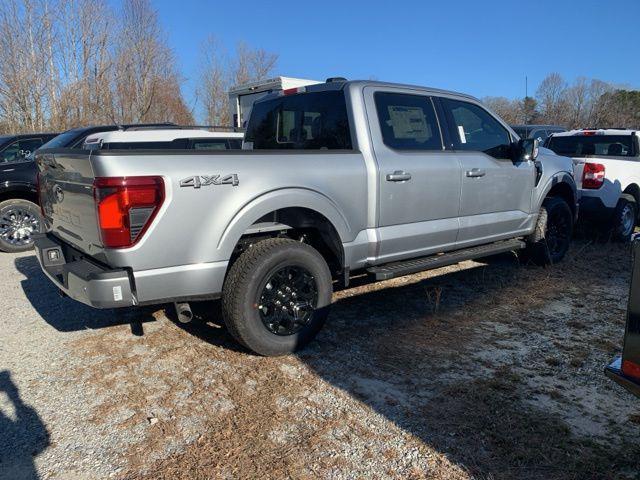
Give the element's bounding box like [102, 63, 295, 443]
[387, 106, 431, 141]
[457, 125, 467, 144]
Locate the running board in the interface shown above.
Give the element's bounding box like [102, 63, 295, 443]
[367, 239, 526, 281]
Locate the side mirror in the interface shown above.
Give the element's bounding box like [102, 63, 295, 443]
[519, 138, 539, 162]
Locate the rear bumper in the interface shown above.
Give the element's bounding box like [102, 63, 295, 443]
[605, 357, 640, 398]
[34, 233, 135, 308]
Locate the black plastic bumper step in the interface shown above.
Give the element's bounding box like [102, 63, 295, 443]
[367, 239, 526, 280]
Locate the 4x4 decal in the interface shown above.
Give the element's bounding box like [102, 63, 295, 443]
[180, 174, 239, 188]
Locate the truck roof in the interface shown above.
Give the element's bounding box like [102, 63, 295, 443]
[259, 79, 484, 105]
[83, 129, 244, 145]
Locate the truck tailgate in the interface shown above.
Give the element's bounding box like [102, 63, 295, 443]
[37, 150, 103, 255]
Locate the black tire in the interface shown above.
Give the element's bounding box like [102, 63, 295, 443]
[221, 238, 333, 356]
[0, 199, 43, 253]
[611, 194, 637, 242]
[524, 196, 573, 265]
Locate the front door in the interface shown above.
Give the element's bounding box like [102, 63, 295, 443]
[364, 88, 462, 264]
[439, 97, 536, 246]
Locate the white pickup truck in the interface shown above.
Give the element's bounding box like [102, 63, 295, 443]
[546, 129, 640, 240]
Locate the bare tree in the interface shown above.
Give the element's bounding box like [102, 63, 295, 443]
[52, 0, 114, 129]
[197, 36, 231, 125]
[482, 96, 521, 124]
[536, 73, 568, 125]
[197, 38, 278, 125]
[110, 0, 179, 123]
[0, 0, 51, 132]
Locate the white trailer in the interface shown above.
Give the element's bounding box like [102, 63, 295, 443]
[229, 76, 320, 128]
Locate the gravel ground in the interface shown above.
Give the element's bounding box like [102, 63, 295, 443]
[0, 242, 639, 479]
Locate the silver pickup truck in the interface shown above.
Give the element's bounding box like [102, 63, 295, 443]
[34, 79, 578, 356]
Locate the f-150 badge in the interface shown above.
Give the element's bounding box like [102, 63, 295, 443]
[180, 174, 239, 188]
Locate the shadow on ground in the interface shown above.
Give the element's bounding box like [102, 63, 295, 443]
[177, 247, 640, 479]
[0, 370, 49, 480]
[15, 255, 156, 333]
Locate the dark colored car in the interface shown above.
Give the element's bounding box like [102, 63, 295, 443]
[511, 124, 566, 143]
[606, 238, 640, 398]
[0, 133, 58, 252]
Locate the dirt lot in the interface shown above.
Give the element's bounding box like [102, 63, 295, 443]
[1, 241, 639, 479]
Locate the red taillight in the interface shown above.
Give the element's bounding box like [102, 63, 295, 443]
[93, 176, 164, 248]
[582, 162, 605, 189]
[622, 360, 640, 381]
[582, 131, 597, 136]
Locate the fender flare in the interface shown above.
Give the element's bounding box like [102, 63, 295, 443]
[536, 172, 578, 212]
[216, 187, 352, 259]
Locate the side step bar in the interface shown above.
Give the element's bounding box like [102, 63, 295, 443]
[367, 239, 526, 281]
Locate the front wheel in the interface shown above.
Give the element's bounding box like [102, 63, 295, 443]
[524, 197, 573, 265]
[0, 199, 43, 253]
[222, 238, 333, 356]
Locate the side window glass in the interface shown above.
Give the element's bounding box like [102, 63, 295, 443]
[442, 98, 511, 158]
[0, 141, 20, 163]
[374, 92, 442, 151]
[1, 138, 44, 162]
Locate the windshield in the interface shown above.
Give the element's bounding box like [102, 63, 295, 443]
[245, 91, 352, 150]
[546, 135, 636, 157]
[39, 129, 87, 149]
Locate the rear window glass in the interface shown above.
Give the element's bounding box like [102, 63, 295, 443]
[546, 135, 636, 157]
[245, 91, 352, 150]
[374, 92, 442, 150]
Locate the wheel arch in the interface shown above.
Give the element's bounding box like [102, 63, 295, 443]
[538, 173, 578, 218]
[218, 189, 351, 274]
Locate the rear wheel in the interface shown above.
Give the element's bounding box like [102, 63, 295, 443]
[524, 196, 573, 265]
[0, 199, 43, 253]
[612, 194, 637, 242]
[222, 238, 333, 356]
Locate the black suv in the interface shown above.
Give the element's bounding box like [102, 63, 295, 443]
[0, 133, 58, 252]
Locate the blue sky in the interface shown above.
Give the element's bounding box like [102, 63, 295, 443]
[152, 0, 640, 111]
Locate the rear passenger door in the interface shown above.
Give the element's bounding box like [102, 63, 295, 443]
[439, 98, 535, 246]
[365, 88, 462, 263]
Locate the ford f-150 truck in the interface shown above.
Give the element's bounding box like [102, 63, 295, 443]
[34, 79, 578, 356]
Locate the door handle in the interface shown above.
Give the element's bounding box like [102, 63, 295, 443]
[386, 170, 412, 182]
[465, 168, 486, 178]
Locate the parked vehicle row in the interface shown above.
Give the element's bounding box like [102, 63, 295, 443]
[33, 78, 578, 356]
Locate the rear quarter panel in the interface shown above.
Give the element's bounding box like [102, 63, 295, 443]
[90, 150, 368, 271]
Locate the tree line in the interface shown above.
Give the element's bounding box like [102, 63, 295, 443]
[1, 1, 638, 135]
[0, 0, 278, 134]
[483, 73, 640, 129]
